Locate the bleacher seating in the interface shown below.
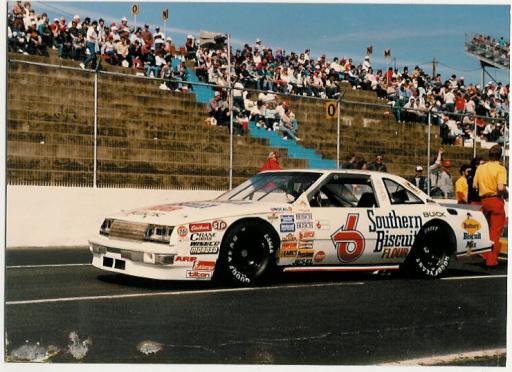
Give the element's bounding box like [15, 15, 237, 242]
[7, 51, 489, 189]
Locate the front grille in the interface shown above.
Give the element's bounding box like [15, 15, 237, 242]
[109, 220, 149, 241]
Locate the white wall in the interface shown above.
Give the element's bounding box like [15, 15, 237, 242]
[6, 186, 224, 248]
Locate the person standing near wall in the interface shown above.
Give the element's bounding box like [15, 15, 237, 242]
[473, 145, 507, 267]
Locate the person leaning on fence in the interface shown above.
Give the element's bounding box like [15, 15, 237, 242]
[455, 164, 471, 203]
[410, 165, 428, 193]
[473, 145, 507, 267]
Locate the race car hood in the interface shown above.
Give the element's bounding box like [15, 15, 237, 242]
[108, 200, 294, 226]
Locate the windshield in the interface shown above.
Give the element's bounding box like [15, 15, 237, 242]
[217, 172, 322, 203]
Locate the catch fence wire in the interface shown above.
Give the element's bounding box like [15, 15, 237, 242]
[6, 59, 509, 192]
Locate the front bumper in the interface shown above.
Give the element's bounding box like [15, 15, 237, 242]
[89, 236, 213, 281]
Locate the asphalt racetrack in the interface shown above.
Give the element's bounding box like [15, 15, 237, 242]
[5, 247, 507, 365]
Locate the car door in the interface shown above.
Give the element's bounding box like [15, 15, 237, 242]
[306, 173, 381, 266]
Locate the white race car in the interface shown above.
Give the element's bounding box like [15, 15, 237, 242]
[89, 170, 493, 284]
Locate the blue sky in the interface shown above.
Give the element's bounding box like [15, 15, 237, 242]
[28, 1, 510, 85]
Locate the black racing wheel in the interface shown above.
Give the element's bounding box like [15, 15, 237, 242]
[402, 221, 455, 278]
[215, 220, 278, 285]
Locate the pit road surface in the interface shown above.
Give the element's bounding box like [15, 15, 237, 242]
[5, 247, 507, 364]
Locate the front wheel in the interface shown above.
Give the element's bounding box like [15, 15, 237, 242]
[215, 221, 278, 285]
[402, 222, 454, 278]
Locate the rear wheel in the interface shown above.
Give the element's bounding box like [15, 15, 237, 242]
[215, 221, 277, 285]
[402, 222, 453, 278]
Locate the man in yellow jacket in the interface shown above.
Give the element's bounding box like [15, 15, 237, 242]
[455, 164, 471, 203]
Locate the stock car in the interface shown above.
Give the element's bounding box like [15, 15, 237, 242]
[89, 169, 493, 284]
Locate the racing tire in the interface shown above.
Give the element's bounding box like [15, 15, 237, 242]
[215, 221, 278, 286]
[402, 221, 453, 278]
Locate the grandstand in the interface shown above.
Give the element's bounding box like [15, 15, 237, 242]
[7, 50, 490, 190]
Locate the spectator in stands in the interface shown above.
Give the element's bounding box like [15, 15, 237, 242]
[368, 154, 387, 172]
[342, 153, 357, 169]
[275, 101, 300, 141]
[259, 151, 281, 172]
[264, 102, 277, 131]
[80, 20, 98, 69]
[410, 165, 428, 193]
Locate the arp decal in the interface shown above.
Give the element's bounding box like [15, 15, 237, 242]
[331, 214, 365, 263]
[212, 220, 227, 231]
[314, 251, 326, 263]
[189, 223, 212, 233]
[177, 225, 188, 237]
[175, 256, 196, 262]
[462, 218, 481, 240]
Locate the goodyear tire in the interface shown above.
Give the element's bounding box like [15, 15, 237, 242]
[216, 221, 277, 285]
[403, 221, 454, 278]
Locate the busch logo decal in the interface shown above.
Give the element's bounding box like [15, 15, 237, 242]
[331, 214, 365, 263]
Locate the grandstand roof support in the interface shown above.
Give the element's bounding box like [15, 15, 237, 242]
[480, 61, 501, 88]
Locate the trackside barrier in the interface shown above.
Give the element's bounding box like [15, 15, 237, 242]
[7, 58, 508, 192]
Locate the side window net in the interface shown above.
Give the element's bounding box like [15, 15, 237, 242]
[309, 176, 377, 208]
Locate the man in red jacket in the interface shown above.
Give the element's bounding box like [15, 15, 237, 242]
[259, 151, 282, 172]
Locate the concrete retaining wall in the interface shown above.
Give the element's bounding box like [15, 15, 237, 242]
[6, 186, 223, 248]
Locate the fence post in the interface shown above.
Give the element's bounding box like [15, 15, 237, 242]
[93, 70, 98, 188]
[473, 118, 477, 159]
[227, 34, 233, 190]
[426, 111, 431, 196]
[336, 96, 341, 168]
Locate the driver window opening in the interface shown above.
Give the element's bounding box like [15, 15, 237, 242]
[383, 178, 424, 205]
[308, 175, 377, 208]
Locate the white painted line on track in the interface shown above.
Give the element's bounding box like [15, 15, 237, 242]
[6, 281, 364, 305]
[379, 347, 506, 366]
[441, 274, 507, 280]
[7, 263, 91, 269]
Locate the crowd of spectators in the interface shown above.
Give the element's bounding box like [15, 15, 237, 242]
[7, 1, 510, 147]
[466, 33, 510, 68]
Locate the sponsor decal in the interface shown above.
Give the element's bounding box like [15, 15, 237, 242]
[281, 241, 298, 250]
[299, 231, 315, 240]
[423, 211, 446, 218]
[193, 260, 216, 271]
[295, 213, 313, 221]
[280, 215, 295, 223]
[315, 220, 330, 230]
[462, 217, 481, 240]
[271, 207, 293, 212]
[367, 210, 422, 253]
[177, 225, 188, 237]
[314, 251, 326, 263]
[297, 199, 309, 211]
[190, 232, 217, 241]
[212, 220, 227, 231]
[177, 202, 218, 209]
[186, 270, 212, 279]
[466, 240, 476, 255]
[381, 247, 410, 259]
[175, 256, 196, 262]
[293, 258, 313, 265]
[147, 204, 183, 212]
[296, 222, 314, 230]
[331, 213, 365, 263]
[279, 248, 298, 258]
[282, 233, 296, 241]
[189, 223, 212, 233]
[267, 213, 279, 222]
[280, 223, 295, 233]
[298, 241, 314, 250]
[297, 249, 314, 259]
[462, 218, 481, 235]
[190, 243, 220, 254]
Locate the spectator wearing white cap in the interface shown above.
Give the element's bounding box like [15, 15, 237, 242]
[68, 14, 81, 30]
[153, 26, 165, 50]
[410, 165, 427, 193]
[362, 55, 371, 72]
[185, 34, 197, 60]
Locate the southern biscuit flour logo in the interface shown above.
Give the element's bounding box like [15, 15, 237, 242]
[331, 214, 365, 263]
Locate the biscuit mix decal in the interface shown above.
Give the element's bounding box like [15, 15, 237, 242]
[331, 214, 365, 263]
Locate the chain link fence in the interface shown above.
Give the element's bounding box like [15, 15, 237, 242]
[7, 58, 509, 193]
